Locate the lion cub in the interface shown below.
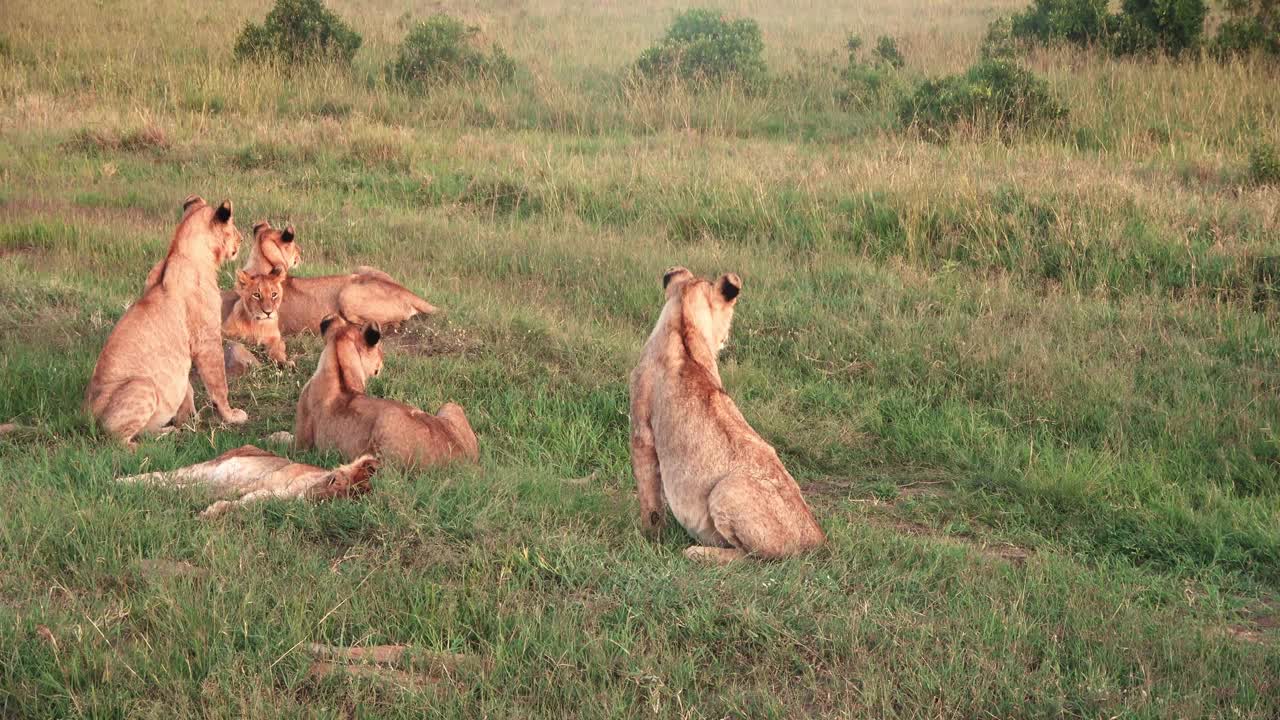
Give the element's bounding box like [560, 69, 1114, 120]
[222, 268, 291, 367]
[294, 315, 479, 468]
[238, 222, 438, 336]
[629, 267, 825, 563]
[86, 196, 249, 446]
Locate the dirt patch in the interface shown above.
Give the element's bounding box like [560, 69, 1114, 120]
[0, 196, 161, 228]
[867, 516, 1033, 565]
[1229, 599, 1279, 645]
[303, 642, 484, 694]
[382, 321, 482, 358]
[132, 558, 209, 582]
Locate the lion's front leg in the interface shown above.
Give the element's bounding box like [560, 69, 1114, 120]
[192, 316, 247, 424]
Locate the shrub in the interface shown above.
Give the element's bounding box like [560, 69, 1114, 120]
[981, 17, 1019, 60]
[1007, 0, 1206, 56]
[839, 33, 909, 110]
[899, 59, 1067, 140]
[234, 0, 361, 66]
[873, 36, 906, 68]
[1113, 0, 1206, 56]
[1250, 143, 1280, 185]
[387, 15, 516, 88]
[1010, 0, 1112, 46]
[1213, 0, 1280, 57]
[635, 8, 766, 88]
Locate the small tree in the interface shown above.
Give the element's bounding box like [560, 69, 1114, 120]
[899, 59, 1067, 141]
[1213, 0, 1280, 57]
[388, 15, 516, 88]
[234, 0, 361, 66]
[635, 8, 766, 89]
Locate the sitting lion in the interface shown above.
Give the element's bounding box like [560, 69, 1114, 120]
[86, 196, 249, 446]
[233, 222, 438, 336]
[629, 267, 825, 563]
[222, 268, 291, 367]
[294, 315, 479, 468]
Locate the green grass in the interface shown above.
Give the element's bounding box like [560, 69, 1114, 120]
[1, 0, 1278, 717]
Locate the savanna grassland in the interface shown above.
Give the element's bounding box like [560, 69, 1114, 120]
[1, 0, 1279, 717]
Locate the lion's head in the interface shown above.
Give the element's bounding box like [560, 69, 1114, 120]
[662, 266, 741, 356]
[179, 195, 241, 263]
[318, 314, 384, 392]
[249, 221, 301, 274]
[234, 268, 286, 321]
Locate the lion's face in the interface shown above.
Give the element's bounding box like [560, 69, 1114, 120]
[663, 266, 741, 355]
[235, 270, 285, 321]
[251, 221, 301, 272]
[182, 195, 242, 263]
[320, 315, 385, 381]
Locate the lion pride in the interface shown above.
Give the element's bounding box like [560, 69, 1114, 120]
[86, 196, 249, 446]
[294, 315, 478, 468]
[629, 267, 825, 563]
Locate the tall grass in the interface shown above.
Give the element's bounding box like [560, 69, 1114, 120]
[0, 0, 1278, 717]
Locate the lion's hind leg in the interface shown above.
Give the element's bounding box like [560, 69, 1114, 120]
[703, 472, 821, 560]
[435, 402, 479, 461]
[93, 378, 162, 448]
[336, 281, 438, 326]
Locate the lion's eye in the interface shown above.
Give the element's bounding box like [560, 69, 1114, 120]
[253, 293, 261, 300]
[271, 292, 278, 298]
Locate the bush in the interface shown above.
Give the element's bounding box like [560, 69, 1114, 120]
[981, 17, 1019, 60]
[1008, 0, 1206, 56]
[635, 8, 766, 88]
[899, 59, 1067, 140]
[839, 33, 909, 110]
[1113, 0, 1206, 56]
[1011, 0, 1112, 46]
[1250, 143, 1280, 185]
[1213, 0, 1280, 57]
[873, 36, 906, 68]
[234, 0, 361, 66]
[387, 15, 516, 87]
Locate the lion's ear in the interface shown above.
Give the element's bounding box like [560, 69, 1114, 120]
[214, 200, 233, 224]
[662, 266, 691, 289]
[183, 194, 204, 210]
[281, 225, 295, 243]
[235, 270, 251, 289]
[717, 273, 741, 302]
[252, 220, 271, 235]
[319, 314, 338, 337]
[363, 323, 382, 347]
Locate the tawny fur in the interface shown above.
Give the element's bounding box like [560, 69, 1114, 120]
[242, 221, 301, 276]
[116, 445, 378, 518]
[629, 267, 826, 560]
[222, 269, 291, 366]
[225, 222, 439, 336]
[294, 316, 479, 468]
[86, 196, 248, 447]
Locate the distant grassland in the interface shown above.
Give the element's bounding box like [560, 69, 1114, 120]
[1, 0, 1278, 718]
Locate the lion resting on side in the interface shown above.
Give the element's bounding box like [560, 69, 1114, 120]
[629, 267, 825, 563]
[222, 268, 291, 367]
[116, 445, 378, 518]
[233, 222, 438, 336]
[86, 196, 249, 447]
[294, 315, 479, 468]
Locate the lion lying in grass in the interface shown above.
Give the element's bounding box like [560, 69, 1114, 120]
[116, 445, 378, 517]
[234, 222, 439, 336]
[294, 315, 479, 468]
[629, 267, 826, 563]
